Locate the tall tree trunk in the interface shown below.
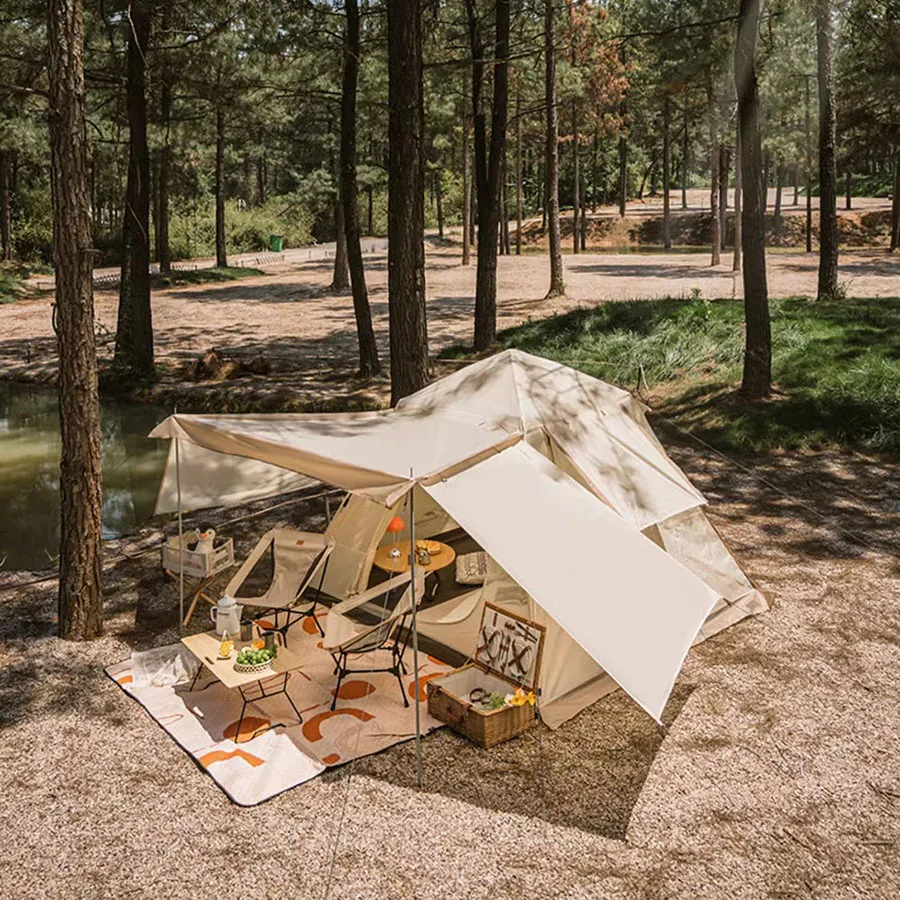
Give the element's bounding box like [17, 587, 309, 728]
[591, 129, 598, 213]
[719, 145, 729, 249]
[0, 151, 11, 261]
[462, 73, 471, 266]
[845, 169, 852, 210]
[157, 75, 172, 274]
[387, 0, 428, 403]
[774, 160, 783, 222]
[890, 149, 900, 252]
[256, 156, 266, 205]
[48, 0, 104, 640]
[436, 169, 444, 239]
[367, 185, 374, 236]
[736, 0, 771, 398]
[793, 166, 800, 205]
[662, 95, 671, 249]
[618, 46, 628, 218]
[539, 157, 547, 233]
[466, 0, 510, 350]
[331, 193, 350, 290]
[733, 116, 743, 272]
[114, 0, 153, 377]
[618, 130, 628, 217]
[544, 0, 565, 297]
[341, 0, 380, 376]
[805, 76, 813, 253]
[681, 100, 689, 209]
[580, 191, 587, 250]
[816, 0, 839, 299]
[709, 99, 721, 266]
[515, 91, 523, 255]
[469, 175, 477, 246]
[214, 106, 227, 267]
[500, 153, 510, 254]
[572, 101, 580, 254]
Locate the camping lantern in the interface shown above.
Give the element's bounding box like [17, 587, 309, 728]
[386, 515, 405, 559]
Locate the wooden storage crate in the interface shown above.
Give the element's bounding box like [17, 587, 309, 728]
[426, 603, 545, 749]
[161, 529, 234, 580]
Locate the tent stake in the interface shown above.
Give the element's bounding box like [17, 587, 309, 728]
[409, 477, 422, 789]
[175, 417, 184, 637]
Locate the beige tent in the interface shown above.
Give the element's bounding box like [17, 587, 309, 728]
[151, 350, 769, 726]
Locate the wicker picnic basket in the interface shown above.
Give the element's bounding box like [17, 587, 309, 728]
[426, 603, 545, 749]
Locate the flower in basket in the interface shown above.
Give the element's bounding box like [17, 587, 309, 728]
[504, 687, 535, 708]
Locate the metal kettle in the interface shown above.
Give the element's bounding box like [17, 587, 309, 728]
[210, 594, 243, 637]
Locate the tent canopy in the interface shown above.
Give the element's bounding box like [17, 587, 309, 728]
[149, 350, 759, 723]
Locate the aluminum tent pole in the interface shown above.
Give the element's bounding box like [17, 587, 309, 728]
[408, 476, 422, 789]
[174, 412, 185, 637]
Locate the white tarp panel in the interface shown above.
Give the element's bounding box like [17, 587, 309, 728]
[150, 409, 519, 505]
[423, 443, 719, 722]
[153, 439, 315, 516]
[545, 407, 705, 530]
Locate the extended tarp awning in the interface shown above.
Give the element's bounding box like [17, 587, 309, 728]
[150, 407, 520, 510]
[423, 443, 719, 722]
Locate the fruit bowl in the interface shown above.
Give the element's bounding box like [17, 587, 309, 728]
[233, 645, 277, 674]
[233, 658, 274, 675]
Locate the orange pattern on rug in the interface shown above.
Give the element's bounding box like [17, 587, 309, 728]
[223, 716, 271, 743]
[333, 679, 376, 700]
[199, 748, 265, 769]
[302, 708, 374, 742]
[106, 612, 452, 805]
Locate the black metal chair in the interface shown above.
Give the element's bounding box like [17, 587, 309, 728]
[328, 578, 419, 710]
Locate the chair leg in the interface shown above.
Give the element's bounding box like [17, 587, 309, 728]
[309, 605, 324, 637]
[396, 664, 410, 708]
[331, 656, 346, 711]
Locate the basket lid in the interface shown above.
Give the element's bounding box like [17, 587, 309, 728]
[475, 602, 545, 692]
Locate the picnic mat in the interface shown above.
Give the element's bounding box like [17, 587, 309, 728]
[106, 610, 452, 806]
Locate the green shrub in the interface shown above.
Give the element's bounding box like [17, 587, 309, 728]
[12, 185, 53, 263]
[164, 196, 315, 261]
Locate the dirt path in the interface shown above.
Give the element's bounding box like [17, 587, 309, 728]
[1, 242, 898, 410]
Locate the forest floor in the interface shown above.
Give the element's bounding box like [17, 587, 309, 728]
[0, 436, 898, 898]
[0, 237, 898, 413]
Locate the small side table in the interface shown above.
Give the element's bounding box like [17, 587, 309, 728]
[181, 631, 306, 742]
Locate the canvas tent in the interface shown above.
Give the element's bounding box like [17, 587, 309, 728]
[151, 350, 769, 726]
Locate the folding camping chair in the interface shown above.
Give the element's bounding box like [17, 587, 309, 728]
[224, 528, 335, 645]
[323, 570, 425, 710]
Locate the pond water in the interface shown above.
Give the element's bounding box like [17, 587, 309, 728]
[0, 383, 169, 571]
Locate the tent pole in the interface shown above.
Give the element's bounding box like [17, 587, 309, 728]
[175, 418, 184, 637]
[409, 478, 422, 789]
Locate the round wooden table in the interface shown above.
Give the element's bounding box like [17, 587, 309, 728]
[372, 540, 456, 575]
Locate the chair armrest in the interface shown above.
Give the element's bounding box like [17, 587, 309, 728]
[322, 572, 416, 652]
[328, 571, 413, 618]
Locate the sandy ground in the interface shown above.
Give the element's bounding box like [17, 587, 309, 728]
[0, 434, 897, 899]
[2, 241, 898, 411]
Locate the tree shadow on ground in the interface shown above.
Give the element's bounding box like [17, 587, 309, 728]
[0, 489, 333, 732]
[349, 683, 694, 840]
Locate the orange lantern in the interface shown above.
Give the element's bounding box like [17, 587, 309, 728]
[386, 515, 405, 534]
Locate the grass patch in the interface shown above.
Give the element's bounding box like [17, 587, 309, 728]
[150, 266, 264, 289]
[443, 296, 900, 455]
[0, 271, 19, 304]
[0, 262, 51, 303]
